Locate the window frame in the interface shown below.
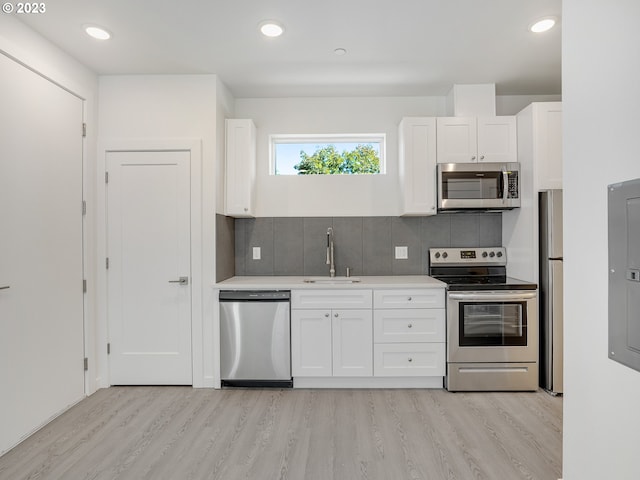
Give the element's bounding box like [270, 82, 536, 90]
[269, 133, 387, 175]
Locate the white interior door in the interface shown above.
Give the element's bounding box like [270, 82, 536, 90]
[107, 151, 192, 385]
[0, 53, 84, 454]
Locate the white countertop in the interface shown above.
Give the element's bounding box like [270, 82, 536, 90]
[215, 275, 446, 290]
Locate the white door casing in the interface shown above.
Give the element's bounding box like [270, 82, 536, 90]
[106, 150, 192, 385]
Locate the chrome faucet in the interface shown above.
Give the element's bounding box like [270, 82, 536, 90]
[326, 227, 336, 277]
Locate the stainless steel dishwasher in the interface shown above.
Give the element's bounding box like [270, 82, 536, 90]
[219, 290, 292, 388]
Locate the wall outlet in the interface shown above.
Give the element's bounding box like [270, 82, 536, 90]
[252, 247, 261, 260]
[395, 246, 408, 259]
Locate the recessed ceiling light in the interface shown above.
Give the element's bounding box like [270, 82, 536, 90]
[259, 20, 284, 38]
[84, 24, 111, 40]
[529, 17, 557, 33]
[334, 48, 347, 56]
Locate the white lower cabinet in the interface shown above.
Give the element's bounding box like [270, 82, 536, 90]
[291, 287, 446, 386]
[332, 309, 373, 376]
[373, 289, 446, 378]
[291, 290, 372, 377]
[373, 308, 445, 343]
[374, 343, 445, 377]
[291, 309, 333, 377]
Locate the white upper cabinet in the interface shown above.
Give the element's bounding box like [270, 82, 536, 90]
[225, 119, 256, 217]
[436, 116, 517, 164]
[477, 117, 518, 163]
[436, 117, 477, 163]
[398, 117, 437, 216]
[531, 102, 563, 190]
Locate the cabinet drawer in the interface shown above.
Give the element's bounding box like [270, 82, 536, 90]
[374, 309, 445, 343]
[292, 289, 372, 309]
[374, 343, 445, 377]
[373, 289, 444, 309]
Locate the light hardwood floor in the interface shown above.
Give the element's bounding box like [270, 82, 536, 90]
[0, 387, 562, 480]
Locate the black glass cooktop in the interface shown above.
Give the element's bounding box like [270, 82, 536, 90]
[437, 276, 538, 291]
[429, 266, 537, 291]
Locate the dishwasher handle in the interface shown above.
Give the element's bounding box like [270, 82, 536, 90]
[219, 290, 291, 302]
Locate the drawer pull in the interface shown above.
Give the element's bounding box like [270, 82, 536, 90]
[325, 313, 330, 318]
[407, 296, 412, 301]
[407, 323, 413, 328]
[408, 357, 413, 363]
[334, 313, 339, 318]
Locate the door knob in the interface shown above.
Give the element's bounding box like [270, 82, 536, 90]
[168, 276, 189, 285]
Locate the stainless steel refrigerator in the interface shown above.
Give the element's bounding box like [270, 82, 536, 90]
[539, 189, 563, 394]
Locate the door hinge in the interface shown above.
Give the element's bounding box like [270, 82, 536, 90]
[83, 279, 87, 293]
[107, 343, 111, 355]
[82, 200, 87, 216]
[105, 171, 109, 184]
[106, 257, 109, 269]
[84, 357, 88, 371]
[82, 123, 87, 138]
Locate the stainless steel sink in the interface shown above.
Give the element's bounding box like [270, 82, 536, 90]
[303, 276, 361, 284]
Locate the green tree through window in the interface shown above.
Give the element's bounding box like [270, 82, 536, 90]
[294, 144, 380, 174]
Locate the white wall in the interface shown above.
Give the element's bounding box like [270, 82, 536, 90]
[0, 17, 100, 393]
[234, 96, 444, 216]
[98, 75, 220, 387]
[563, 1, 640, 479]
[496, 94, 561, 116]
[235, 95, 560, 217]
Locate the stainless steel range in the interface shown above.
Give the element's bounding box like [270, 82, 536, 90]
[429, 247, 538, 391]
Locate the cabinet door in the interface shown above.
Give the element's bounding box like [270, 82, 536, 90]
[477, 116, 517, 163]
[291, 309, 332, 376]
[225, 119, 256, 217]
[332, 309, 373, 377]
[436, 117, 477, 163]
[535, 103, 562, 189]
[398, 117, 437, 215]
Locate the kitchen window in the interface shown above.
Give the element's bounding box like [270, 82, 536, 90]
[270, 134, 385, 175]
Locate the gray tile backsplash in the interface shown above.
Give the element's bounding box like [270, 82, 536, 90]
[362, 217, 392, 275]
[230, 213, 502, 277]
[274, 217, 304, 275]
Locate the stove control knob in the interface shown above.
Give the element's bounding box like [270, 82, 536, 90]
[489, 251, 495, 258]
[482, 251, 488, 258]
[435, 252, 441, 259]
[442, 252, 448, 259]
[496, 251, 503, 258]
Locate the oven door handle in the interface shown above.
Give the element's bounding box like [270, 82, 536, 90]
[448, 291, 537, 301]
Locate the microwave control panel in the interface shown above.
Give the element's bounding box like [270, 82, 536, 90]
[507, 172, 519, 198]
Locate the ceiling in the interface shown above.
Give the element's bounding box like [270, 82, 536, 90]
[17, 0, 562, 98]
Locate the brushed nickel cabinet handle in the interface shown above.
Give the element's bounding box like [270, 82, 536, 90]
[0, 286, 10, 290]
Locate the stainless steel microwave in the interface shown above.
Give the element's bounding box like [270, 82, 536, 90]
[437, 162, 521, 211]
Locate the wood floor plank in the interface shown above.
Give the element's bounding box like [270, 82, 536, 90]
[0, 387, 563, 480]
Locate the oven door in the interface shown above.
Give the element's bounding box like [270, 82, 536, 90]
[447, 290, 537, 363]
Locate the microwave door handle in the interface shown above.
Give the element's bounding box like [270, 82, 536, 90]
[502, 169, 508, 203]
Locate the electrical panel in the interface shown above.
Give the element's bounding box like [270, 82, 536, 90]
[609, 178, 640, 372]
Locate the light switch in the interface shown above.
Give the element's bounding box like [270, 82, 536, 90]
[252, 247, 261, 260]
[395, 246, 408, 259]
